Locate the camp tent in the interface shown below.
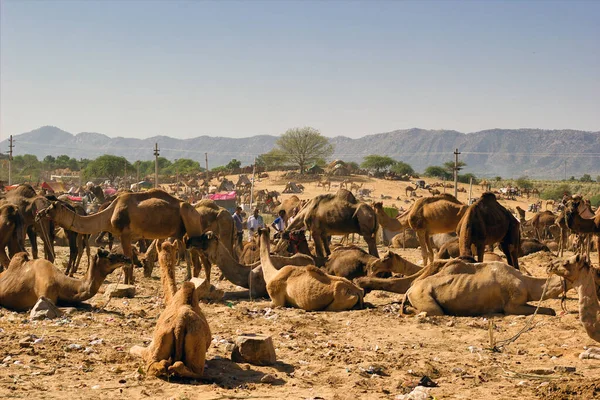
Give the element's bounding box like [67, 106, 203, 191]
[42, 181, 67, 193]
[208, 191, 237, 214]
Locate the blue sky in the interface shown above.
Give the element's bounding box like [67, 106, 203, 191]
[1, 0, 598, 139]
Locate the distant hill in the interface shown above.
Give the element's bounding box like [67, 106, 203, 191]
[1, 126, 599, 179]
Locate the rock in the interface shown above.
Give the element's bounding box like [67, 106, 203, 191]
[260, 374, 276, 384]
[553, 365, 576, 373]
[395, 386, 431, 400]
[231, 334, 277, 366]
[104, 284, 136, 299]
[30, 297, 63, 320]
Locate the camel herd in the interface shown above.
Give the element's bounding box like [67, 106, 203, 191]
[0, 180, 599, 380]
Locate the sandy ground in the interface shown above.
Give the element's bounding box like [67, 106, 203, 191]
[1, 174, 599, 400]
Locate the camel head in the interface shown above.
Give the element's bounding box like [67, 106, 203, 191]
[373, 202, 384, 211]
[95, 248, 131, 274]
[34, 200, 62, 222]
[184, 231, 219, 256]
[257, 227, 270, 239]
[546, 254, 590, 283]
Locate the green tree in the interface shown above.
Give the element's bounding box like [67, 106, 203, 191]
[360, 155, 397, 173]
[443, 160, 467, 173]
[83, 155, 133, 182]
[275, 127, 334, 174]
[515, 176, 533, 189]
[42, 155, 56, 170]
[580, 174, 593, 182]
[424, 166, 452, 180]
[346, 161, 360, 173]
[256, 149, 288, 171]
[225, 159, 242, 171]
[494, 176, 502, 182]
[390, 161, 414, 176]
[458, 173, 478, 184]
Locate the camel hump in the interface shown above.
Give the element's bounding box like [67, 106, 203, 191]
[195, 199, 220, 210]
[7, 252, 30, 270]
[479, 192, 497, 202]
[336, 189, 357, 204]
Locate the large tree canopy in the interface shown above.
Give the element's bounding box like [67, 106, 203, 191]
[360, 155, 396, 172]
[83, 155, 133, 182]
[275, 127, 334, 174]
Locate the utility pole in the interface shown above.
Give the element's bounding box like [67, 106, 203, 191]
[8, 135, 14, 185]
[205, 152, 209, 183]
[453, 148, 460, 198]
[564, 160, 567, 181]
[124, 160, 127, 187]
[249, 157, 256, 209]
[154, 143, 160, 188]
[136, 161, 140, 183]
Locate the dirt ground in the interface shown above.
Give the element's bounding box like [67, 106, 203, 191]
[1, 174, 599, 400]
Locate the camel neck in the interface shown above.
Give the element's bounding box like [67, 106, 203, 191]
[54, 203, 112, 234]
[522, 275, 568, 301]
[574, 268, 600, 342]
[213, 241, 252, 288]
[394, 254, 422, 275]
[159, 262, 177, 303]
[259, 233, 279, 284]
[567, 210, 600, 234]
[376, 208, 407, 232]
[58, 258, 108, 303]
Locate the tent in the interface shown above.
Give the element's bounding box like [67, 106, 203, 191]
[236, 174, 252, 187]
[307, 165, 324, 175]
[209, 191, 237, 214]
[104, 187, 117, 196]
[42, 181, 66, 193]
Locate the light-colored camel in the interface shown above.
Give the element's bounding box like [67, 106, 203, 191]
[36, 189, 203, 285]
[350, 182, 363, 193]
[275, 195, 302, 223]
[405, 259, 562, 316]
[258, 228, 363, 311]
[130, 281, 211, 379]
[184, 231, 314, 298]
[286, 189, 379, 258]
[373, 202, 411, 232]
[565, 197, 600, 266]
[0, 204, 25, 270]
[0, 249, 129, 311]
[405, 186, 416, 197]
[547, 255, 600, 349]
[546, 199, 555, 210]
[158, 241, 178, 303]
[317, 178, 331, 191]
[401, 194, 467, 265]
[457, 192, 521, 269]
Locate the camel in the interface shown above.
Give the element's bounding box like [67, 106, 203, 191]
[158, 241, 178, 303]
[390, 231, 420, 249]
[529, 210, 557, 240]
[339, 180, 352, 190]
[350, 182, 363, 193]
[545, 199, 555, 210]
[0, 204, 25, 270]
[185, 231, 314, 298]
[479, 180, 489, 190]
[0, 249, 129, 311]
[564, 197, 600, 265]
[0, 184, 55, 262]
[373, 202, 410, 232]
[428, 188, 441, 196]
[547, 255, 600, 348]
[457, 192, 521, 269]
[405, 186, 416, 197]
[35, 189, 204, 285]
[130, 281, 211, 379]
[323, 246, 422, 280]
[257, 228, 363, 311]
[317, 178, 331, 191]
[402, 259, 564, 316]
[285, 189, 379, 258]
[402, 194, 467, 265]
[275, 195, 303, 223]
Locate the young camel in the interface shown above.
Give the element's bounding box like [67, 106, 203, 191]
[130, 281, 212, 379]
[258, 228, 363, 311]
[184, 231, 314, 298]
[547, 255, 600, 358]
[158, 241, 178, 303]
[0, 249, 129, 311]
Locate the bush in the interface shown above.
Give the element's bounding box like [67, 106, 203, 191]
[591, 195, 600, 207]
[457, 173, 478, 184]
[515, 176, 533, 189]
[540, 184, 571, 200]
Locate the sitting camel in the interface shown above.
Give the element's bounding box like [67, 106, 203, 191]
[285, 189, 378, 259]
[457, 192, 521, 269]
[130, 281, 211, 379]
[0, 249, 129, 311]
[404, 259, 561, 316]
[258, 228, 363, 311]
[547, 255, 600, 357]
[185, 231, 314, 298]
[0, 203, 25, 270]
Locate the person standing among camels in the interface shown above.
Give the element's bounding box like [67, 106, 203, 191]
[271, 209, 286, 238]
[246, 208, 264, 240]
[232, 206, 244, 249]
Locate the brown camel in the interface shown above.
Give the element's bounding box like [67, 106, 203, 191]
[275, 195, 303, 223]
[547, 255, 600, 348]
[1, 184, 55, 262]
[405, 259, 563, 316]
[0, 249, 129, 311]
[130, 281, 211, 379]
[373, 202, 411, 232]
[317, 178, 331, 191]
[457, 192, 521, 269]
[0, 204, 25, 270]
[565, 197, 600, 266]
[158, 241, 178, 303]
[258, 228, 363, 311]
[285, 189, 379, 258]
[184, 231, 314, 298]
[405, 186, 416, 197]
[390, 231, 420, 248]
[35, 189, 203, 285]
[531, 210, 557, 240]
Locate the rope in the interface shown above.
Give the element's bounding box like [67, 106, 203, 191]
[491, 275, 551, 350]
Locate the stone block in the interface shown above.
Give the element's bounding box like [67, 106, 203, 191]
[231, 334, 276, 366]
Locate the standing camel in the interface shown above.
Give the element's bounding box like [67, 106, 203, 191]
[564, 197, 600, 266]
[35, 189, 204, 285]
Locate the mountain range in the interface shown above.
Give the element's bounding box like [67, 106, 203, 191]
[1, 126, 599, 179]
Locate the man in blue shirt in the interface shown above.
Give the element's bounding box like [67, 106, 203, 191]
[271, 209, 286, 238]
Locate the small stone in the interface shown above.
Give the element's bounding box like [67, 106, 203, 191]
[446, 321, 455, 327]
[30, 297, 63, 320]
[553, 366, 576, 373]
[19, 337, 33, 348]
[260, 374, 276, 384]
[104, 284, 136, 299]
[451, 367, 464, 374]
[66, 344, 83, 351]
[231, 334, 277, 366]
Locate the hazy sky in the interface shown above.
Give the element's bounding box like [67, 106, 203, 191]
[1, 1, 598, 139]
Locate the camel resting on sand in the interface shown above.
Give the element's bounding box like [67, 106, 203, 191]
[405, 259, 560, 316]
[258, 228, 363, 311]
[185, 231, 314, 298]
[130, 281, 211, 379]
[0, 249, 129, 311]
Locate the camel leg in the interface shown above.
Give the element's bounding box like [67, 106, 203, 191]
[426, 235, 435, 264]
[0, 248, 10, 270]
[504, 303, 555, 316]
[312, 232, 326, 259]
[37, 220, 55, 263]
[66, 231, 78, 276]
[325, 282, 361, 311]
[121, 235, 135, 285]
[27, 227, 38, 259]
[321, 232, 332, 257]
[500, 241, 519, 269]
[407, 289, 445, 316]
[168, 332, 207, 379]
[184, 250, 193, 281]
[365, 235, 379, 258]
[415, 231, 430, 266]
[74, 234, 85, 275]
[476, 245, 485, 263]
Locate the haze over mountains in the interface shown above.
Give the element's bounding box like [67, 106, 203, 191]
[1, 126, 599, 179]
